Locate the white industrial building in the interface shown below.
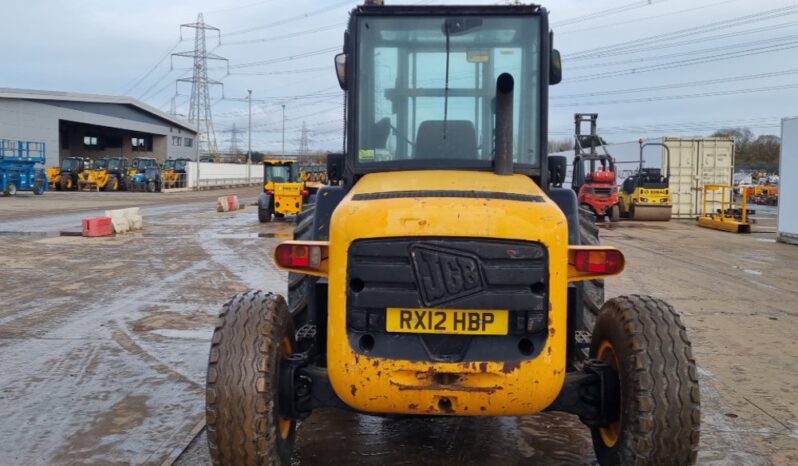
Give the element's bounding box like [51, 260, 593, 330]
[0, 88, 197, 167]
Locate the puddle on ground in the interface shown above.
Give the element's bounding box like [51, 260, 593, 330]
[293, 410, 596, 465]
[0, 230, 292, 239]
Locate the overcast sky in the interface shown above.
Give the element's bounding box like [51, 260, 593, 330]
[2, 0, 796, 152]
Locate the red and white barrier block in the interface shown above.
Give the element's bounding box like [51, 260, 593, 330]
[217, 195, 241, 212]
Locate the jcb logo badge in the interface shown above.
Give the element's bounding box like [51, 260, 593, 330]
[410, 245, 486, 306]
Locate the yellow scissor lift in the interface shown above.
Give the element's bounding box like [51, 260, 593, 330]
[697, 184, 752, 233]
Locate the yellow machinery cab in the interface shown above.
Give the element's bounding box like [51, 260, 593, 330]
[258, 159, 311, 222]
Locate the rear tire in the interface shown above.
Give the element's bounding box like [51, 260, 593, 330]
[4, 182, 17, 196]
[258, 206, 272, 223]
[590, 295, 700, 466]
[609, 204, 620, 222]
[206, 291, 296, 466]
[579, 207, 604, 334]
[288, 203, 318, 347]
[103, 176, 118, 192]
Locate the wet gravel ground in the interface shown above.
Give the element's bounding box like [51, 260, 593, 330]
[2, 193, 797, 465]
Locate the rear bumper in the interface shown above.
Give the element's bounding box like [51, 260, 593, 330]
[324, 173, 570, 416]
[275, 195, 303, 215]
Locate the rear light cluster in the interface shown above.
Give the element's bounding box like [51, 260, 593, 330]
[276, 244, 323, 268]
[573, 249, 623, 274]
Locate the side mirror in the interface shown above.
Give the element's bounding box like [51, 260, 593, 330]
[327, 152, 344, 185]
[550, 49, 562, 85]
[549, 155, 567, 187]
[334, 53, 347, 90]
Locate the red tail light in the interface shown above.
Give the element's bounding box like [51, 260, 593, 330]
[274, 242, 328, 276]
[573, 249, 623, 274]
[266, 189, 274, 195]
[301, 189, 310, 197]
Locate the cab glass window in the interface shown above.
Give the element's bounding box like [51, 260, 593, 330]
[356, 16, 540, 166]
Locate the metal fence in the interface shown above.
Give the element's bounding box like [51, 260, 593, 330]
[196, 177, 260, 190]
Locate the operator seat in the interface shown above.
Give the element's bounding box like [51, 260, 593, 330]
[415, 120, 478, 159]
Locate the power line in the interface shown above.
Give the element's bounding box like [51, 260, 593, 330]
[553, 0, 669, 28]
[566, 40, 798, 82]
[119, 39, 183, 96]
[221, 23, 343, 46]
[223, 46, 340, 70]
[566, 32, 798, 71]
[557, 0, 743, 36]
[567, 19, 798, 62]
[548, 117, 783, 136]
[565, 4, 798, 59]
[229, 66, 328, 76]
[204, 0, 280, 15]
[223, 0, 351, 37]
[553, 67, 798, 100]
[552, 83, 798, 107]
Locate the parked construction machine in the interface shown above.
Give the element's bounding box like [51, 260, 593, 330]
[207, 4, 700, 466]
[571, 114, 620, 222]
[126, 157, 159, 191]
[619, 139, 673, 221]
[162, 158, 190, 189]
[48, 156, 85, 191]
[106, 157, 129, 191]
[0, 139, 47, 196]
[258, 159, 316, 222]
[77, 158, 124, 191]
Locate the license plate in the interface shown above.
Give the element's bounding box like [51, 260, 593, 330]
[385, 308, 508, 335]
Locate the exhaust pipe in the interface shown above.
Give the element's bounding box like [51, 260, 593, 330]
[494, 73, 514, 176]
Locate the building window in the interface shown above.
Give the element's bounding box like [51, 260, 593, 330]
[132, 136, 152, 152]
[172, 136, 182, 146]
[184, 137, 193, 147]
[84, 136, 99, 148]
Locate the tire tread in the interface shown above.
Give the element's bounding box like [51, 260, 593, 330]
[206, 291, 294, 466]
[591, 294, 700, 466]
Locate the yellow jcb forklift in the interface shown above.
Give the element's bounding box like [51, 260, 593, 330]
[257, 159, 316, 222]
[618, 139, 673, 221]
[161, 158, 190, 189]
[47, 156, 85, 191]
[207, 3, 700, 466]
[77, 158, 121, 191]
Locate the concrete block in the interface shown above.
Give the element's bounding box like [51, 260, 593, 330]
[217, 196, 230, 212]
[104, 207, 143, 233]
